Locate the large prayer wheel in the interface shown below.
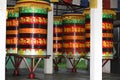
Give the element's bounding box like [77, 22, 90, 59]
[53, 16, 63, 57]
[84, 9, 90, 58]
[6, 7, 19, 54]
[84, 9, 116, 59]
[15, 0, 51, 55]
[63, 14, 85, 58]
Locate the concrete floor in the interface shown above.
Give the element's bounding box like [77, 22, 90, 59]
[6, 68, 120, 80]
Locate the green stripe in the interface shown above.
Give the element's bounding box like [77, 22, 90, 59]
[102, 14, 114, 18]
[19, 7, 48, 14]
[63, 20, 85, 24]
[85, 14, 114, 19]
[8, 13, 19, 18]
[54, 21, 62, 25]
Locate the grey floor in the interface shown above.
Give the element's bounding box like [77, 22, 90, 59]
[6, 68, 120, 80]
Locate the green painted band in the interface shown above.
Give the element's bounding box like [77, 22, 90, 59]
[54, 21, 62, 25]
[85, 14, 114, 19]
[102, 14, 114, 18]
[19, 7, 48, 14]
[63, 20, 85, 24]
[8, 13, 19, 18]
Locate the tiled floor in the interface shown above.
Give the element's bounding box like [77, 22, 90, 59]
[6, 68, 120, 80]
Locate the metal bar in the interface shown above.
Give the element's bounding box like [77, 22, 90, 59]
[102, 60, 109, 67]
[33, 58, 41, 72]
[53, 59, 58, 66]
[75, 58, 81, 67]
[18, 57, 23, 66]
[6, 56, 10, 65]
[68, 58, 74, 67]
[9, 56, 15, 67]
[23, 58, 31, 72]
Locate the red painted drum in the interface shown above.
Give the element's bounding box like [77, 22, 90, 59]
[15, 1, 51, 55]
[6, 7, 19, 54]
[63, 14, 85, 58]
[84, 9, 116, 59]
[53, 16, 63, 57]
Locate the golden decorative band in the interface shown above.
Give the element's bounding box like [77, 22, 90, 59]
[19, 38, 46, 45]
[19, 16, 47, 24]
[53, 43, 62, 48]
[7, 19, 19, 27]
[63, 42, 85, 48]
[102, 22, 113, 30]
[102, 41, 113, 48]
[6, 37, 18, 44]
[64, 26, 85, 33]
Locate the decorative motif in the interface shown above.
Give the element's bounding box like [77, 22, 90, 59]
[19, 16, 47, 24]
[19, 38, 46, 45]
[18, 48, 46, 55]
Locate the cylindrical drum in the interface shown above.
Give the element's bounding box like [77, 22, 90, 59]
[84, 9, 115, 59]
[84, 9, 90, 58]
[63, 14, 85, 58]
[6, 7, 19, 54]
[102, 10, 115, 59]
[15, 1, 51, 55]
[53, 16, 63, 57]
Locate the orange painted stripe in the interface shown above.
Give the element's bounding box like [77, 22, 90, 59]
[53, 37, 62, 40]
[85, 24, 90, 30]
[102, 33, 113, 38]
[63, 36, 85, 40]
[19, 28, 47, 34]
[6, 30, 18, 34]
[85, 33, 90, 38]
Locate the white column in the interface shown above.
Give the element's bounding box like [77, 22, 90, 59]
[90, 0, 102, 80]
[0, 0, 6, 80]
[44, 3, 53, 74]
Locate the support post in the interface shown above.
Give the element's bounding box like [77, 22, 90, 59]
[90, 0, 102, 80]
[44, 3, 54, 74]
[0, 0, 6, 80]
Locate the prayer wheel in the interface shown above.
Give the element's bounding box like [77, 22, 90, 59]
[84, 9, 116, 59]
[53, 16, 63, 57]
[63, 14, 85, 58]
[6, 7, 19, 54]
[84, 9, 90, 58]
[102, 10, 115, 59]
[15, 0, 51, 55]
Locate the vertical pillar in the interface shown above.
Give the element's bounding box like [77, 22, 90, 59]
[0, 0, 6, 80]
[118, 0, 120, 11]
[44, 3, 53, 74]
[90, 0, 102, 80]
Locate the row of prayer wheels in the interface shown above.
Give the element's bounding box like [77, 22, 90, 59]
[6, 0, 116, 59]
[53, 9, 115, 59]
